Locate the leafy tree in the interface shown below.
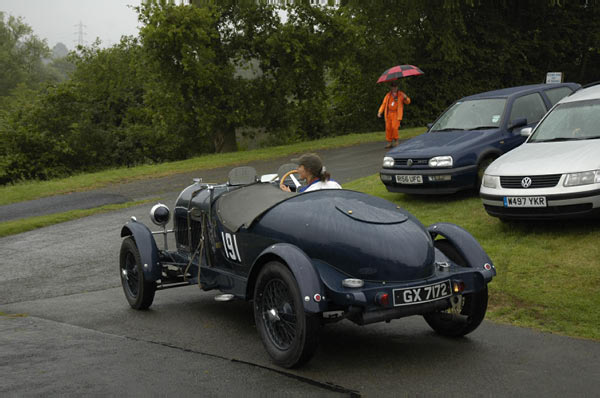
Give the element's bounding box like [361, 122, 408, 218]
[51, 42, 69, 59]
[3, 0, 600, 185]
[0, 37, 150, 183]
[138, 2, 242, 153]
[0, 12, 52, 97]
[45, 56, 76, 82]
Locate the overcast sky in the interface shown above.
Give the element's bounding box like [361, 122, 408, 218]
[1, 0, 142, 49]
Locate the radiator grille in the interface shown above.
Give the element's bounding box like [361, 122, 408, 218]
[393, 158, 430, 167]
[175, 215, 203, 250]
[500, 174, 562, 189]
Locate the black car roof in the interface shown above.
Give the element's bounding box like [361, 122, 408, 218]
[462, 83, 578, 101]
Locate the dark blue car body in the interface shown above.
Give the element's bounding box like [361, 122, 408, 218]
[380, 83, 580, 194]
[119, 166, 495, 368]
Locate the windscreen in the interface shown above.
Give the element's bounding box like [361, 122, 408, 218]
[529, 99, 600, 143]
[430, 98, 506, 131]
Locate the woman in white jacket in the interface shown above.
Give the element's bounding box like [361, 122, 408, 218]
[280, 153, 341, 193]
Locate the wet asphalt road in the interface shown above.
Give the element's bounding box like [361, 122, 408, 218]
[1, 141, 600, 397]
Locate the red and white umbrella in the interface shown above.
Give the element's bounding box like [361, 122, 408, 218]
[377, 65, 424, 83]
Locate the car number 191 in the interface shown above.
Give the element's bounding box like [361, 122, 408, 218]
[393, 280, 452, 306]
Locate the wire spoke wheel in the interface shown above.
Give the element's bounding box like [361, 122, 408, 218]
[119, 237, 156, 310]
[123, 251, 139, 297]
[261, 279, 297, 349]
[253, 261, 320, 368]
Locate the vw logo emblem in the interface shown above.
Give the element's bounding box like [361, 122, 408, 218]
[521, 177, 532, 188]
[407, 159, 413, 167]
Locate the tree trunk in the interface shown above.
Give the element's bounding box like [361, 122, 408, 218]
[214, 125, 237, 153]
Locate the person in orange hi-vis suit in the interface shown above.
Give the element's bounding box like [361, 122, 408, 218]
[377, 82, 411, 148]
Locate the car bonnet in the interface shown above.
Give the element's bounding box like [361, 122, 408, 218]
[388, 130, 498, 157]
[486, 139, 600, 176]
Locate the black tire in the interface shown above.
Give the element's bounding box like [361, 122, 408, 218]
[253, 261, 320, 368]
[119, 237, 156, 310]
[423, 239, 488, 337]
[476, 157, 496, 192]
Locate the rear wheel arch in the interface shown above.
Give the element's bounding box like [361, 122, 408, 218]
[249, 244, 326, 313]
[246, 253, 286, 301]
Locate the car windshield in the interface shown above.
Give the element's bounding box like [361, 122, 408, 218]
[430, 98, 506, 131]
[529, 99, 600, 143]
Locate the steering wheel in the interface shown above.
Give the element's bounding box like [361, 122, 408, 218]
[280, 169, 299, 191]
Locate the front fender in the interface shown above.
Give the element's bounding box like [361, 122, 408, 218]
[252, 243, 326, 313]
[121, 220, 162, 282]
[476, 148, 502, 165]
[428, 222, 496, 282]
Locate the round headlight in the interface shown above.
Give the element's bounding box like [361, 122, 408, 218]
[383, 157, 395, 168]
[150, 203, 170, 226]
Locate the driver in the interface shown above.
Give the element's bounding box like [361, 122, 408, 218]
[281, 153, 342, 192]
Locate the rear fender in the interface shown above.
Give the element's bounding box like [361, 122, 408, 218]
[120, 220, 162, 282]
[250, 243, 326, 313]
[428, 222, 496, 282]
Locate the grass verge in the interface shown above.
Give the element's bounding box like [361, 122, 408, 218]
[344, 174, 600, 341]
[0, 128, 425, 206]
[0, 199, 153, 238]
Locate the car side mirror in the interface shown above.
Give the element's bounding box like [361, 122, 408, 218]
[427, 123, 433, 130]
[520, 127, 533, 137]
[509, 118, 527, 130]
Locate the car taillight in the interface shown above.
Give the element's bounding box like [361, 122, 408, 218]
[452, 280, 465, 293]
[375, 292, 390, 307]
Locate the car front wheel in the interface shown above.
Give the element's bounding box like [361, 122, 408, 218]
[119, 237, 156, 310]
[423, 239, 488, 337]
[253, 261, 320, 368]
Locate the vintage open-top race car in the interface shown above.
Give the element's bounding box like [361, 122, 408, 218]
[119, 165, 496, 368]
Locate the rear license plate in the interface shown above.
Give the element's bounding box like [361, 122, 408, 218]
[503, 196, 546, 207]
[393, 280, 452, 306]
[395, 175, 423, 184]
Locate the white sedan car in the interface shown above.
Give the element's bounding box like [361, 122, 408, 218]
[480, 83, 600, 220]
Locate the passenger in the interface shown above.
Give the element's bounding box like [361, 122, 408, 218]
[281, 153, 342, 192]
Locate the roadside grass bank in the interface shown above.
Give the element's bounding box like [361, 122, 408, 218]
[0, 199, 153, 238]
[344, 174, 600, 341]
[0, 128, 425, 206]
